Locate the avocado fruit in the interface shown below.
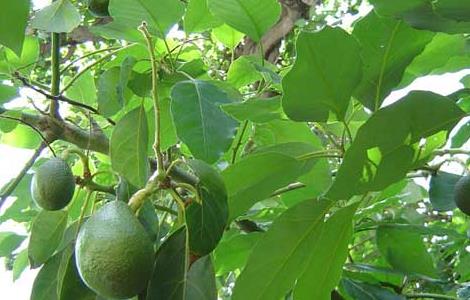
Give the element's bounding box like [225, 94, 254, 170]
[75, 201, 154, 299]
[454, 175, 470, 216]
[31, 157, 75, 211]
[88, 0, 110, 17]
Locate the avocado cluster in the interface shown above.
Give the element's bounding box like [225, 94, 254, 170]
[75, 200, 154, 299]
[454, 175, 470, 216]
[88, 0, 110, 17]
[31, 157, 75, 210]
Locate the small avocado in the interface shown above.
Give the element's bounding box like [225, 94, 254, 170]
[88, 0, 110, 17]
[31, 157, 75, 211]
[75, 201, 154, 299]
[454, 175, 470, 216]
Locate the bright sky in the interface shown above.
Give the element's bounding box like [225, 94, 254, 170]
[0, 1, 469, 299]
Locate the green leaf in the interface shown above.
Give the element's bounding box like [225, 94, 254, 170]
[0, 0, 30, 55]
[340, 278, 406, 300]
[31, 0, 81, 33]
[370, 0, 470, 33]
[282, 27, 362, 121]
[97, 67, 124, 117]
[376, 224, 437, 278]
[186, 160, 228, 256]
[109, 0, 185, 36]
[213, 232, 262, 275]
[185, 256, 217, 300]
[212, 24, 244, 49]
[0, 36, 39, 75]
[184, 0, 222, 33]
[64, 70, 96, 106]
[232, 199, 331, 300]
[146, 226, 188, 300]
[170, 80, 239, 163]
[138, 200, 160, 242]
[110, 106, 149, 188]
[31, 252, 62, 300]
[28, 210, 68, 268]
[254, 120, 323, 148]
[0, 232, 26, 257]
[58, 252, 95, 300]
[208, 0, 281, 42]
[227, 56, 265, 89]
[294, 203, 359, 300]
[222, 152, 306, 220]
[429, 172, 460, 212]
[451, 119, 470, 148]
[327, 91, 465, 201]
[1, 123, 42, 149]
[222, 96, 282, 123]
[147, 97, 178, 152]
[13, 248, 29, 281]
[0, 173, 36, 224]
[352, 12, 434, 111]
[399, 33, 470, 88]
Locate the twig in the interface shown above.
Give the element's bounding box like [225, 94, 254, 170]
[0, 143, 46, 209]
[154, 204, 178, 216]
[0, 115, 55, 155]
[271, 182, 306, 197]
[433, 148, 470, 156]
[60, 43, 135, 94]
[404, 293, 458, 300]
[15, 74, 116, 125]
[139, 22, 165, 179]
[231, 121, 249, 164]
[60, 45, 121, 74]
[50, 31, 61, 118]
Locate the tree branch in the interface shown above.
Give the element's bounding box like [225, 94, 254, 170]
[0, 143, 46, 209]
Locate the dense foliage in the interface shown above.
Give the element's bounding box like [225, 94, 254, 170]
[0, 0, 470, 299]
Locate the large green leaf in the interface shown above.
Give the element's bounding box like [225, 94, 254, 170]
[146, 226, 188, 300]
[28, 210, 68, 268]
[282, 27, 362, 121]
[97, 67, 124, 117]
[340, 279, 406, 300]
[186, 160, 228, 256]
[376, 224, 437, 278]
[184, 0, 222, 33]
[222, 152, 306, 220]
[0, 36, 39, 75]
[207, 0, 281, 42]
[294, 203, 359, 300]
[0, 232, 26, 257]
[31, 252, 62, 300]
[327, 91, 465, 200]
[31, 0, 81, 33]
[429, 172, 460, 212]
[352, 12, 434, 111]
[232, 199, 331, 300]
[222, 96, 282, 123]
[13, 248, 29, 281]
[399, 34, 470, 88]
[213, 232, 262, 275]
[170, 80, 239, 163]
[451, 119, 470, 148]
[1, 123, 42, 149]
[370, 0, 470, 34]
[185, 256, 217, 300]
[109, 0, 185, 36]
[110, 106, 149, 188]
[58, 251, 95, 300]
[64, 70, 96, 106]
[211, 24, 244, 49]
[0, 0, 29, 55]
[0, 174, 36, 224]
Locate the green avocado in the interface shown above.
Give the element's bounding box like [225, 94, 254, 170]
[88, 0, 110, 17]
[31, 158, 75, 211]
[75, 201, 155, 299]
[454, 175, 470, 216]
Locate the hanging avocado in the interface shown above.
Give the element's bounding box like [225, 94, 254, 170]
[88, 0, 110, 17]
[75, 201, 154, 299]
[31, 157, 75, 211]
[454, 175, 470, 216]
